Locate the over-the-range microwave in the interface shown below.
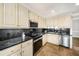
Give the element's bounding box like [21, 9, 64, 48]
[29, 20, 38, 28]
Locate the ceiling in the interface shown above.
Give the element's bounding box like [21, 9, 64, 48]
[21, 3, 79, 18]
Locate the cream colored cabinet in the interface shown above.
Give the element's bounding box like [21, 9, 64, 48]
[22, 45, 33, 56]
[42, 34, 47, 45]
[29, 11, 35, 22]
[18, 4, 29, 28]
[0, 4, 4, 27]
[34, 14, 39, 22]
[0, 44, 21, 56]
[47, 34, 60, 45]
[10, 50, 21, 56]
[46, 15, 72, 28]
[21, 39, 33, 56]
[0, 39, 33, 56]
[38, 17, 45, 28]
[3, 3, 18, 28]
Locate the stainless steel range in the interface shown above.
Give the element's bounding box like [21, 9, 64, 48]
[29, 28, 43, 55]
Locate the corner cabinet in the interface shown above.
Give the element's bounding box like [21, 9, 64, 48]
[18, 4, 29, 28]
[29, 11, 35, 22]
[3, 3, 18, 28]
[0, 4, 4, 27]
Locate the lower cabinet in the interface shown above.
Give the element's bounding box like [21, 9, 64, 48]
[42, 34, 47, 46]
[0, 44, 21, 56]
[22, 46, 33, 56]
[43, 34, 61, 45]
[21, 39, 33, 56]
[10, 50, 21, 56]
[0, 39, 33, 56]
[47, 34, 61, 45]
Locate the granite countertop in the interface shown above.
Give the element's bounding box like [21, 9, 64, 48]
[44, 32, 61, 35]
[0, 36, 32, 50]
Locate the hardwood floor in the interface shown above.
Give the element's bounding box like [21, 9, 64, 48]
[34, 43, 79, 56]
[73, 37, 79, 55]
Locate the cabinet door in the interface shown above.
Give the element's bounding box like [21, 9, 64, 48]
[22, 45, 33, 56]
[22, 40, 33, 56]
[38, 17, 45, 28]
[47, 34, 60, 45]
[4, 3, 18, 28]
[34, 14, 38, 22]
[0, 44, 21, 56]
[10, 50, 21, 56]
[43, 34, 47, 45]
[18, 4, 29, 28]
[0, 4, 4, 27]
[29, 11, 35, 21]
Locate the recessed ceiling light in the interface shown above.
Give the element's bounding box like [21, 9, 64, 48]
[51, 10, 55, 13]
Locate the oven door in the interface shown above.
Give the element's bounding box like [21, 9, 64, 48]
[33, 37, 42, 55]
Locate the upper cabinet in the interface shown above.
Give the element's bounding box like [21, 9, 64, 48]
[38, 17, 46, 28]
[18, 4, 29, 28]
[0, 3, 45, 28]
[46, 15, 72, 28]
[0, 4, 4, 27]
[3, 3, 18, 28]
[34, 13, 39, 22]
[29, 11, 35, 22]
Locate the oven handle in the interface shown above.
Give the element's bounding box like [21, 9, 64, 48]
[34, 37, 42, 43]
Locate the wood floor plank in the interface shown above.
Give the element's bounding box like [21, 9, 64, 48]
[35, 42, 79, 56]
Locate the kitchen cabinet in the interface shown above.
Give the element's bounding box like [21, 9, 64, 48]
[3, 3, 18, 28]
[29, 11, 35, 22]
[18, 4, 29, 28]
[34, 14, 39, 22]
[42, 34, 47, 45]
[0, 44, 21, 56]
[46, 15, 72, 28]
[10, 50, 21, 56]
[21, 39, 33, 56]
[0, 39, 33, 56]
[47, 34, 60, 45]
[22, 45, 33, 56]
[38, 17, 46, 28]
[0, 4, 4, 27]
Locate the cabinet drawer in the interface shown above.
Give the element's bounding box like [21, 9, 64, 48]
[0, 44, 21, 56]
[10, 50, 21, 56]
[22, 39, 33, 48]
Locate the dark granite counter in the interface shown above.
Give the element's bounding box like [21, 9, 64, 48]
[0, 36, 32, 50]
